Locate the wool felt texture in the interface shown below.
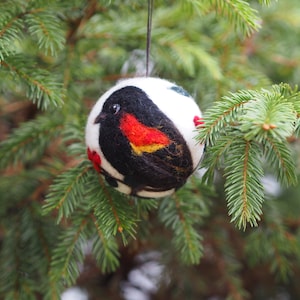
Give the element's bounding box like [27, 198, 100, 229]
[120, 113, 170, 155]
[85, 77, 205, 198]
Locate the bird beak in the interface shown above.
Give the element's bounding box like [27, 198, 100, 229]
[94, 112, 107, 124]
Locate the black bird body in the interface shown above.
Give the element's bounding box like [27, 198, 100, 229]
[97, 86, 193, 195]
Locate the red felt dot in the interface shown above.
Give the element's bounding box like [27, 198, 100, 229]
[87, 148, 93, 161]
[193, 116, 204, 127]
[87, 148, 101, 172]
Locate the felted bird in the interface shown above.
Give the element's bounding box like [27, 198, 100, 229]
[85, 77, 204, 198]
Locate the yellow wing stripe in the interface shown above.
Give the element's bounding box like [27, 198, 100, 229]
[130, 142, 166, 155]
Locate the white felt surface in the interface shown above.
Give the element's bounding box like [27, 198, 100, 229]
[85, 77, 205, 197]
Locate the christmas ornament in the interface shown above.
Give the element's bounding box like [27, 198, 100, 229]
[85, 77, 204, 198]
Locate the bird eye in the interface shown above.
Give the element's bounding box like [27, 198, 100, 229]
[111, 103, 120, 115]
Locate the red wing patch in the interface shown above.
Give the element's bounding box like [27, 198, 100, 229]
[119, 113, 171, 155]
[87, 148, 101, 172]
[120, 113, 170, 147]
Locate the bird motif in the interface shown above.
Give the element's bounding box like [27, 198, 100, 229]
[93, 86, 193, 196]
[85, 77, 204, 198]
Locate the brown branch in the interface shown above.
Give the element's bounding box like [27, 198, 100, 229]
[66, 0, 99, 45]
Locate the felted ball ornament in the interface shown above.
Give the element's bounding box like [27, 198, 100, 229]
[85, 77, 204, 198]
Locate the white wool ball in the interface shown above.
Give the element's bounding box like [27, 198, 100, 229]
[86, 77, 204, 198]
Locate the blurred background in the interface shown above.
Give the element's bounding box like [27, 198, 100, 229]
[1, 0, 300, 299]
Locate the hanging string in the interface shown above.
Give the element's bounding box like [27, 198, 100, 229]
[146, 0, 154, 77]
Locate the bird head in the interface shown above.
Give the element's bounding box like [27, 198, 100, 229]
[94, 86, 147, 126]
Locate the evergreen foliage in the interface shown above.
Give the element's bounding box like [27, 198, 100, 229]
[0, 0, 300, 299]
[198, 84, 300, 228]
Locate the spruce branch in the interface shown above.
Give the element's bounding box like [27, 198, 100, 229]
[197, 90, 256, 146]
[87, 173, 138, 243]
[224, 138, 264, 229]
[213, 231, 250, 299]
[49, 215, 91, 288]
[170, 40, 222, 79]
[199, 84, 299, 228]
[278, 83, 300, 115]
[1, 1, 300, 298]
[44, 163, 144, 275]
[25, 11, 65, 56]
[44, 161, 91, 223]
[1, 56, 64, 109]
[91, 214, 120, 273]
[0, 225, 39, 299]
[62, 121, 87, 156]
[269, 231, 295, 282]
[0, 170, 42, 214]
[135, 198, 158, 218]
[263, 137, 297, 186]
[45, 151, 141, 244]
[208, 0, 261, 36]
[180, 0, 211, 14]
[240, 87, 297, 142]
[277, 84, 300, 137]
[201, 134, 235, 184]
[246, 214, 298, 282]
[0, 2, 65, 58]
[0, 203, 58, 299]
[0, 114, 63, 169]
[133, 198, 159, 240]
[181, 0, 262, 36]
[257, 0, 274, 5]
[159, 190, 204, 264]
[0, 5, 24, 59]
